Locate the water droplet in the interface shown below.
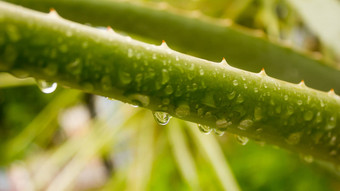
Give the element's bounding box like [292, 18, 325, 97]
[238, 119, 253, 130]
[153, 111, 171, 125]
[215, 119, 232, 129]
[286, 105, 294, 116]
[164, 85, 173, 95]
[6, 25, 20, 42]
[213, 128, 225, 136]
[202, 94, 216, 108]
[161, 69, 169, 85]
[66, 30, 73, 37]
[198, 124, 212, 134]
[228, 91, 236, 100]
[127, 94, 150, 107]
[199, 68, 204, 76]
[101, 75, 112, 90]
[297, 100, 303, 105]
[275, 105, 281, 114]
[127, 48, 133, 58]
[59, 45, 68, 53]
[254, 107, 263, 121]
[236, 94, 244, 103]
[232, 79, 238, 86]
[254, 88, 259, 93]
[162, 98, 170, 105]
[315, 112, 322, 123]
[286, 132, 301, 145]
[326, 115, 337, 130]
[175, 104, 190, 117]
[330, 150, 337, 156]
[36, 80, 57, 94]
[82, 41, 88, 48]
[302, 155, 314, 163]
[303, 111, 314, 121]
[235, 135, 249, 145]
[119, 71, 132, 85]
[284, 95, 289, 101]
[330, 136, 337, 146]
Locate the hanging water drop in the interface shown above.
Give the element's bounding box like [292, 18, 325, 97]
[198, 124, 212, 134]
[36, 79, 57, 94]
[235, 135, 249, 145]
[127, 94, 150, 107]
[153, 111, 171, 125]
[213, 128, 225, 136]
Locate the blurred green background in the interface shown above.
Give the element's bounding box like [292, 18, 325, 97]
[1, 0, 340, 190]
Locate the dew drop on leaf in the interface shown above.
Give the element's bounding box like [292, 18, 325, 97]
[235, 135, 249, 145]
[161, 69, 169, 85]
[325, 115, 337, 130]
[301, 155, 314, 163]
[254, 107, 263, 121]
[198, 124, 212, 134]
[285, 132, 301, 145]
[232, 79, 238, 86]
[175, 104, 190, 117]
[36, 79, 57, 94]
[213, 128, 225, 136]
[303, 110, 314, 121]
[127, 94, 150, 107]
[238, 119, 253, 130]
[215, 118, 231, 129]
[153, 111, 171, 125]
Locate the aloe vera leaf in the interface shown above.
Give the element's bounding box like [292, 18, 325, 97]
[5, 0, 340, 93]
[0, 2, 340, 165]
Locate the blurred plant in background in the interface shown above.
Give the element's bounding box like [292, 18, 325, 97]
[1, 0, 340, 190]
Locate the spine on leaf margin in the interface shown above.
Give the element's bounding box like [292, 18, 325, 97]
[0, 2, 340, 165]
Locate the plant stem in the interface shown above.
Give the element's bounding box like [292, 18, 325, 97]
[0, 2, 340, 165]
